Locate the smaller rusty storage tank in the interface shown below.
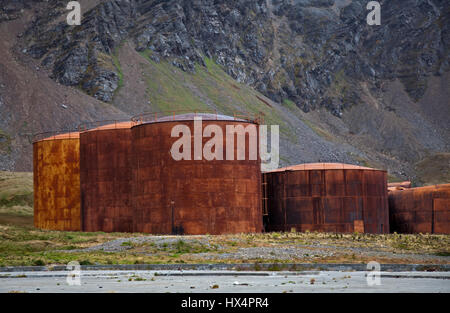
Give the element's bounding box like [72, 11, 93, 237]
[33, 131, 81, 231]
[131, 112, 263, 235]
[263, 163, 389, 233]
[80, 121, 134, 232]
[389, 184, 450, 234]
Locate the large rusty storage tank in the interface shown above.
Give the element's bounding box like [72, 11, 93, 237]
[80, 121, 134, 232]
[33, 131, 81, 231]
[389, 184, 450, 234]
[131, 112, 262, 235]
[263, 163, 389, 233]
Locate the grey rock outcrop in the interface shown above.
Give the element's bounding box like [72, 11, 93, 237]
[20, 0, 449, 115]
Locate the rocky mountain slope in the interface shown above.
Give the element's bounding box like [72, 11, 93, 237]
[0, 0, 449, 185]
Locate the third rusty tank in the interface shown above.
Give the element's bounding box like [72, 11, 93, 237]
[131, 113, 262, 235]
[263, 163, 389, 233]
[389, 184, 450, 234]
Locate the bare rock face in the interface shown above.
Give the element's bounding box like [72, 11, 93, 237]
[23, 0, 137, 102]
[0, 0, 448, 179]
[20, 0, 449, 116]
[0, 0, 37, 22]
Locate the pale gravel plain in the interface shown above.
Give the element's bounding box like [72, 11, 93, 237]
[0, 270, 449, 293]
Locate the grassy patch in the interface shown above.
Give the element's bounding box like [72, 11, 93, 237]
[415, 153, 450, 185]
[434, 251, 450, 257]
[388, 174, 404, 183]
[0, 130, 12, 154]
[0, 226, 448, 266]
[281, 99, 301, 113]
[0, 171, 33, 227]
[138, 50, 208, 112]
[301, 118, 335, 142]
[137, 51, 298, 143]
[0, 171, 33, 209]
[112, 46, 124, 92]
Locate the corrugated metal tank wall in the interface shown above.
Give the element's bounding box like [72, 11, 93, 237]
[33, 132, 81, 231]
[131, 114, 262, 235]
[80, 122, 133, 232]
[389, 184, 450, 234]
[264, 163, 389, 233]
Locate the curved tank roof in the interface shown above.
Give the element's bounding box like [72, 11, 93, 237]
[132, 112, 259, 124]
[267, 163, 384, 173]
[83, 121, 134, 132]
[389, 183, 450, 194]
[35, 131, 80, 142]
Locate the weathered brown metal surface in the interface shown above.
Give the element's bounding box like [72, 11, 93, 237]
[131, 114, 262, 235]
[33, 132, 81, 231]
[388, 181, 412, 191]
[388, 181, 412, 189]
[80, 122, 134, 232]
[389, 184, 450, 234]
[264, 163, 389, 233]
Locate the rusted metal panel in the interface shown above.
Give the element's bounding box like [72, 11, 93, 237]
[388, 181, 412, 191]
[80, 122, 133, 233]
[131, 114, 262, 235]
[434, 199, 450, 234]
[389, 184, 450, 234]
[33, 132, 81, 231]
[264, 163, 389, 233]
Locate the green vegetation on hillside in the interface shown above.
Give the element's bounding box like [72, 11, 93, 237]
[138, 51, 297, 143]
[0, 171, 33, 228]
[0, 171, 33, 215]
[301, 118, 335, 142]
[0, 130, 12, 154]
[112, 53, 124, 91]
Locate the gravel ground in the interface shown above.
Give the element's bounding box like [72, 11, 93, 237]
[65, 236, 220, 253]
[62, 235, 450, 264]
[193, 246, 336, 260]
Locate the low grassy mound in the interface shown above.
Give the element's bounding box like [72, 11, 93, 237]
[415, 153, 450, 186]
[0, 171, 33, 227]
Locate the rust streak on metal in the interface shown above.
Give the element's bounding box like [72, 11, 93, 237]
[33, 132, 81, 231]
[80, 122, 134, 233]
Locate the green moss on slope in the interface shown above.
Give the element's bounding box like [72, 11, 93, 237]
[138, 51, 297, 143]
